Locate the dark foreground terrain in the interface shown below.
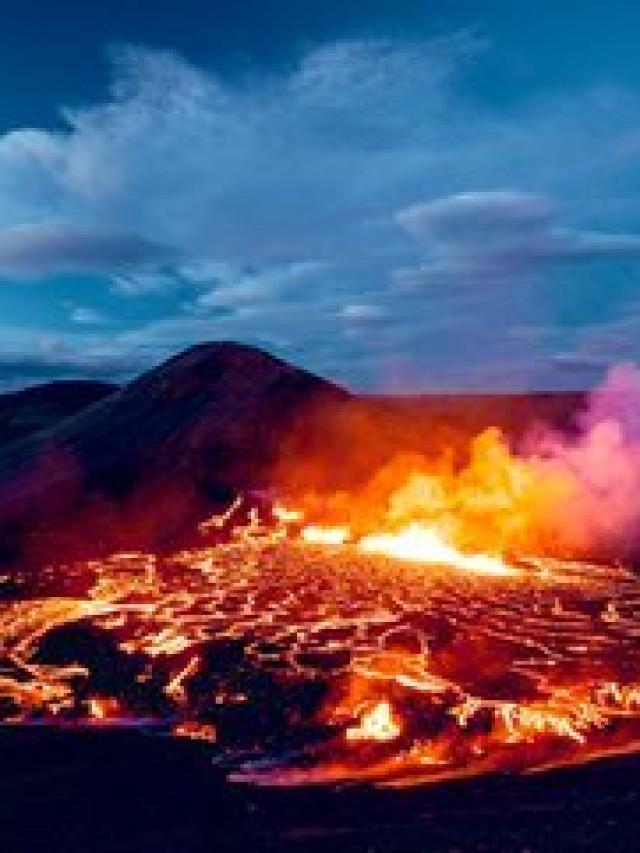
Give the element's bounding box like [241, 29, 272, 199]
[3, 726, 640, 852]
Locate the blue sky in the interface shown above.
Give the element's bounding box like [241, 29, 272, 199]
[3, 1, 640, 391]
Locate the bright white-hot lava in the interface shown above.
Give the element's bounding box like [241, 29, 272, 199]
[357, 523, 516, 576]
[301, 525, 350, 546]
[297, 517, 517, 577]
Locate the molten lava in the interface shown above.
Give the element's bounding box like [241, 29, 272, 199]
[358, 524, 515, 576]
[298, 518, 516, 577]
[6, 366, 640, 788]
[4, 494, 640, 791]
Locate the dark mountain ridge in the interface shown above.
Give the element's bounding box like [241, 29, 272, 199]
[0, 379, 117, 448]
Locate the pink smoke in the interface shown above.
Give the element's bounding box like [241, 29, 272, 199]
[528, 363, 640, 558]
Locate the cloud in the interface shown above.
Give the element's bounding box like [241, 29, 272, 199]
[340, 303, 387, 320]
[396, 191, 554, 243]
[2, 41, 640, 389]
[191, 261, 329, 311]
[69, 306, 107, 325]
[0, 40, 476, 262]
[393, 191, 640, 291]
[0, 223, 177, 280]
[110, 270, 181, 295]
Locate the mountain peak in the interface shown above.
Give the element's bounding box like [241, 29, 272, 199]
[125, 340, 346, 406]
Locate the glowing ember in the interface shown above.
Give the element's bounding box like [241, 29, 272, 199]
[273, 504, 303, 524]
[87, 697, 121, 721]
[301, 524, 350, 545]
[345, 700, 401, 743]
[173, 721, 218, 742]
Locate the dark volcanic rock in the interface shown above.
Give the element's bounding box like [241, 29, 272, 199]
[0, 380, 116, 448]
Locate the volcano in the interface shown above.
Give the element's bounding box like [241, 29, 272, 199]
[0, 341, 584, 568]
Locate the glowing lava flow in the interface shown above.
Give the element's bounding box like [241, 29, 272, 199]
[6, 489, 640, 791]
[294, 512, 517, 578]
[358, 523, 516, 577]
